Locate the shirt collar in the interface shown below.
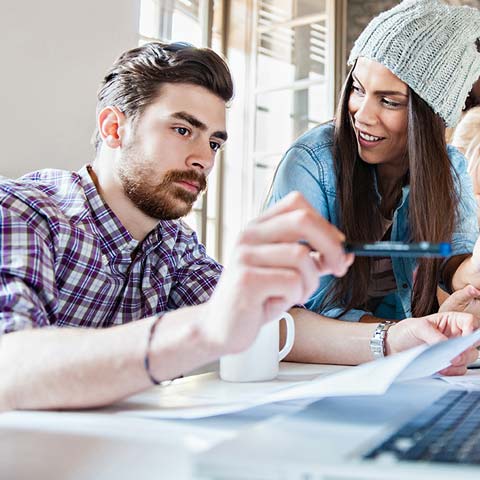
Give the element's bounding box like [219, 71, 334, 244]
[77, 165, 185, 257]
[371, 165, 410, 210]
[77, 165, 139, 256]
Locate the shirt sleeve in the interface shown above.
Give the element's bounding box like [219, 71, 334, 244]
[167, 228, 223, 309]
[268, 144, 332, 215]
[305, 288, 372, 322]
[268, 144, 371, 322]
[0, 198, 58, 334]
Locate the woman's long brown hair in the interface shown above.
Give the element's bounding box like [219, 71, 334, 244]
[324, 69, 459, 318]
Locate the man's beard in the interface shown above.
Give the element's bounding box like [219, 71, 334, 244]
[117, 143, 207, 221]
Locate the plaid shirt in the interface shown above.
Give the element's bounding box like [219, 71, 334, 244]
[0, 166, 222, 334]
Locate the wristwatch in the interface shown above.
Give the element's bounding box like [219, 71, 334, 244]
[370, 321, 395, 359]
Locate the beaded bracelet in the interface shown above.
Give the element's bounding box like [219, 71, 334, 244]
[144, 315, 163, 385]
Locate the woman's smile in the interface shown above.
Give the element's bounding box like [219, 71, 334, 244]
[356, 128, 386, 148]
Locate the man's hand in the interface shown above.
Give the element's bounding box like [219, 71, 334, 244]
[439, 285, 480, 317]
[200, 191, 354, 355]
[386, 312, 479, 376]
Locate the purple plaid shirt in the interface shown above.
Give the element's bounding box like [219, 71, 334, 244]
[0, 166, 222, 334]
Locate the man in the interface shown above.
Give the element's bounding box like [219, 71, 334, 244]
[0, 42, 352, 410]
[0, 42, 476, 412]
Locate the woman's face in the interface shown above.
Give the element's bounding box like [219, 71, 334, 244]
[348, 57, 409, 169]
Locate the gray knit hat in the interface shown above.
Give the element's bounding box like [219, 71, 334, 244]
[348, 0, 480, 127]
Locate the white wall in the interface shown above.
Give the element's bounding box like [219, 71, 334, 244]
[0, 0, 140, 178]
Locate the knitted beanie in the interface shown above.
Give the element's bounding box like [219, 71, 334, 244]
[348, 0, 480, 127]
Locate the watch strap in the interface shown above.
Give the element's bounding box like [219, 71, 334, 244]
[370, 321, 395, 359]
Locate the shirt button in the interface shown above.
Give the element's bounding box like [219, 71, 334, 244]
[402, 283, 408, 289]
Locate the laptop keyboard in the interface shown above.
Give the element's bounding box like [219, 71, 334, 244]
[364, 390, 480, 464]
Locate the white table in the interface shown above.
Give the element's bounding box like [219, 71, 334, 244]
[0, 362, 468, 480]
[0, 363, 345, 479]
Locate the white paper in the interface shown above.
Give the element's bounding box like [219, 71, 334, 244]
[395, 329, 480, 381]
[438, 369, 480, 390]
[110, 374, 319, 419]
[113, 329, 480, 419]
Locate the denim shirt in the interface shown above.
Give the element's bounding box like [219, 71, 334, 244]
[268, 123, 479, 321]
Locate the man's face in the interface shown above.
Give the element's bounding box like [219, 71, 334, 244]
[117, 83, 227, 220]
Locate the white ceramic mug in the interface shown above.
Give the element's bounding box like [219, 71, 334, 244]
[219, 312, 295, 382]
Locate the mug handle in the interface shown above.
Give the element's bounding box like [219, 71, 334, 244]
[278, 312, 295, 361]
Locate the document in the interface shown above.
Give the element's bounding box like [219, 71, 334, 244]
[111, 329, 480, 419]
[438, 369, 480, 390]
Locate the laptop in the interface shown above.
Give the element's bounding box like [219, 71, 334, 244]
[195, 379, 480, 479]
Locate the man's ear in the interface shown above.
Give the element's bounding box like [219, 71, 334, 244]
[97, 106, 127, 149]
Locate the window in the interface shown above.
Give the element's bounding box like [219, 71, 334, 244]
[248, 0, 337, 215]
[136, 0, 343, 261]
[139, 0, 202, 45]
[138, 0, 225, 260]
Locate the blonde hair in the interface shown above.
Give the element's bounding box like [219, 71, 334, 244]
[451, 106, 480, 178]
[451, 106, 480, 226]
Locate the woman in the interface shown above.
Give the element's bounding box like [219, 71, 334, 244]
[268, 0, 480, 370]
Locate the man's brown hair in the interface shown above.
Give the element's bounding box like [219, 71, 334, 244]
[92, 41, 234, 152]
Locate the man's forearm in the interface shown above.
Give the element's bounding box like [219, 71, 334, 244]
[0, 305, 216, 411]
[281, 308, 379, 365]
[0, 321, 149, 411]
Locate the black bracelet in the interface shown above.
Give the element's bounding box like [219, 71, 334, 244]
[144, 316, 163, 385]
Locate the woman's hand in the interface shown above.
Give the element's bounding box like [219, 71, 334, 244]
[386, 311, 479, 376]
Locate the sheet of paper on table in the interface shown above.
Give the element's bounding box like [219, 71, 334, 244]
[110, 329, 480, 419]
[438, 369, 480, 390]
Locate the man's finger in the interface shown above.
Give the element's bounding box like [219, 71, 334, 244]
[238, 266, 306, 312]
[242, 209, 349, 277]
[235, 243, 321, 302]
[312, 251, 355, 277]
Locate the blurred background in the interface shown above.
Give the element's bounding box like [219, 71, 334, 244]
[1, 0, 479, 262]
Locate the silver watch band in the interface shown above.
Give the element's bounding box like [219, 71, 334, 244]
[370, 321, 395, 359]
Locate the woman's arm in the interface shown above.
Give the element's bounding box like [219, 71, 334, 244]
[280, 308, 378, 365]
[282, 307, 479, 375]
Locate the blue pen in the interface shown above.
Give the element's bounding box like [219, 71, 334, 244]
[344, 241, 452, 258]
